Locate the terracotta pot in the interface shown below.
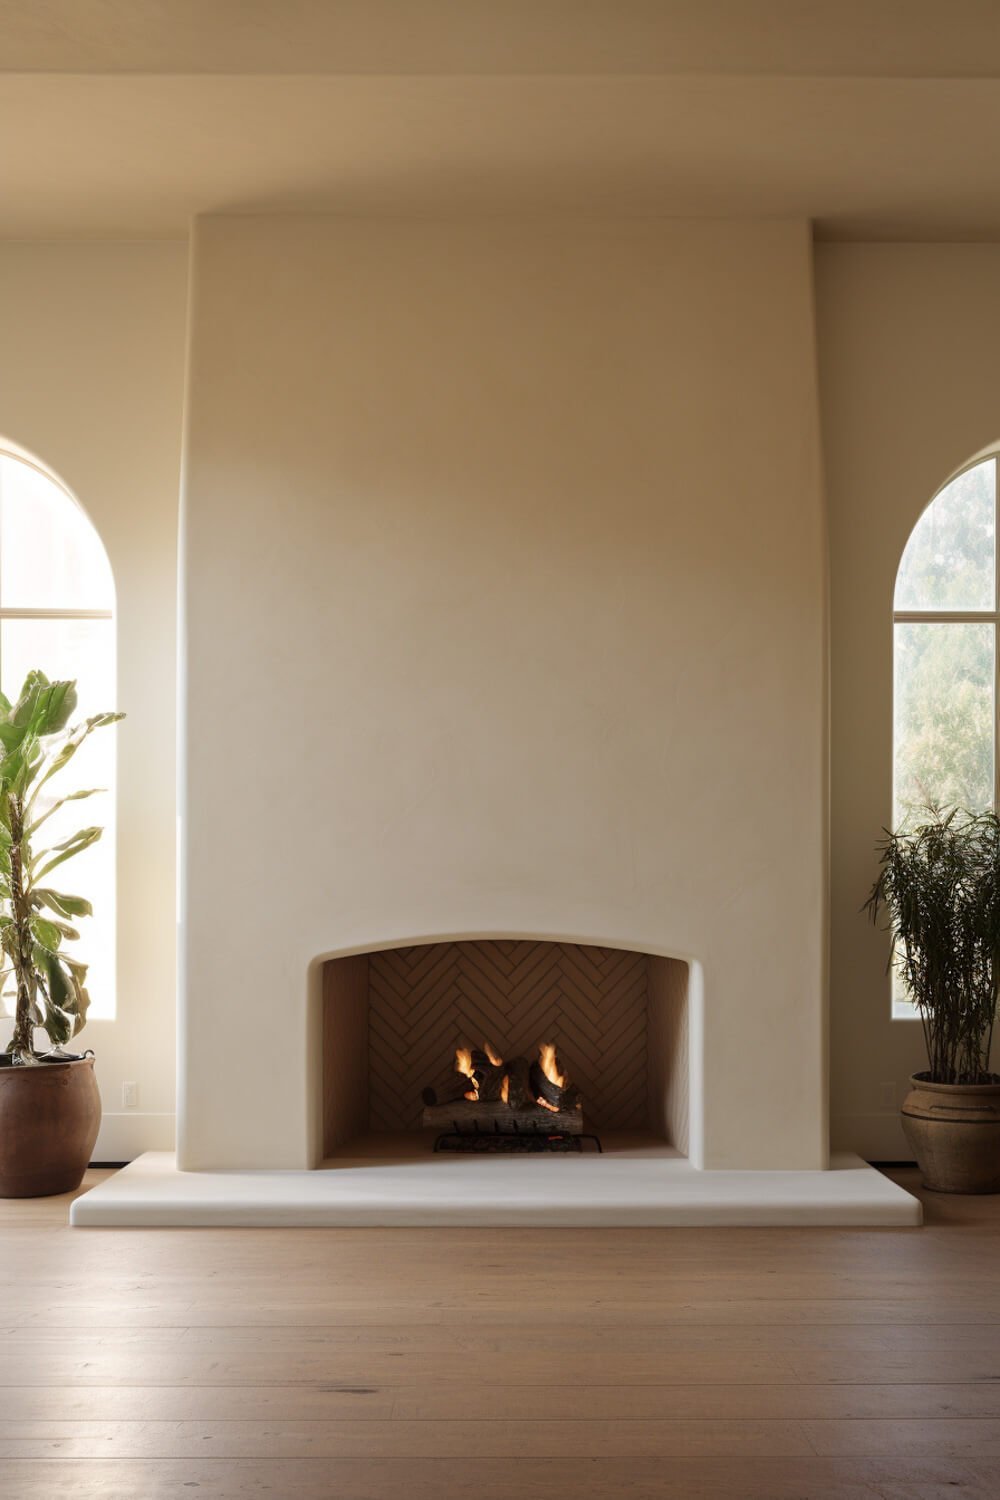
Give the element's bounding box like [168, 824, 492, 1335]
[0, 1055, 101, 1197]
[901, 1071, 1000, 1194]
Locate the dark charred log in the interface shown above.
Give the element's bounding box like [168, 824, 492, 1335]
[473, 1063, 507, 1102]
[504, 1056, 534, 1109]
[530, 1058, 565, 1109]
[559, 1082, 582, 1114]
[423, 1072, 473, 1107]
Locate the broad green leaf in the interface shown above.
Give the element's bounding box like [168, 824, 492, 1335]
[28, 712, 123, 805]
[27, 789, 106, 838]
[35, 947, 73, 1010]
[41, 1002, 72, 1046]
[71, 992, 90, 1035]
[0, 723, 27, 752]
[37, 681, 77, 736]
[11, 672, 48, 729]
[32, 826, 103, 882]
[0, 743, 26, 787]
[68, 970, 91, 1034]
[8, 734, 41, 797]
[33, 954, 72, 1044]
[33, 888, 93, 919]
[30, 915, 63, 953]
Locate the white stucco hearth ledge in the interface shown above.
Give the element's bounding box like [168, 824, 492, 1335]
[70, 1150, 921, 1228]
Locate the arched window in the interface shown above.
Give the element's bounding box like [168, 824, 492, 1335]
[893, 455, 997, 1015]
[0, 451, 116, 1019]
[894, 456, 996, 824]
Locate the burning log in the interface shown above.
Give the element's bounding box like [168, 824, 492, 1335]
[422, 1100, 584, 1135]
[421, 1040, 583, 1130]
[424, 1047, 480, 1107]
[530, 1043, 579, 1113]
[471, 1047, 507, 1102]
[504, 1056, 534, 1109]
[559, 1082, 582, 1114]
[422, 1073, 470, 1107]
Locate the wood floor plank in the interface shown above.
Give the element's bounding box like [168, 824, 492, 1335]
[0, 1346, 797, 1387]
[0, 1167, 997, 1496]
[8, 1294, 1000, 1327]
[0, 1456, 992, 1500]
[0, 1416, 819, 1458]
[1, 1380, 999, 1421]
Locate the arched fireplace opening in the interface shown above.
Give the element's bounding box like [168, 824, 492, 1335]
[322, 939, 689, 1159]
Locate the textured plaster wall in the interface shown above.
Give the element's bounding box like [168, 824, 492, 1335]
[818, 243, 1000, 1159]
[179, 215, 827, 1171]
[0, 241, 187, 1158]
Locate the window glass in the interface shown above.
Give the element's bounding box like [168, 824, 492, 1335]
[0, 455, 116, 1020]
[893, 621, 994, 825]
[0, 455, 114, 611]
[894, 458, 995, 612]
[0, 618, 116, 1017]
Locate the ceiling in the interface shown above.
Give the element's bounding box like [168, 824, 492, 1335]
[4, 0, 1000, 240]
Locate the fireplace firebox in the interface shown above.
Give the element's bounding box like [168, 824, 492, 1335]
[322, 939, 689, 1158]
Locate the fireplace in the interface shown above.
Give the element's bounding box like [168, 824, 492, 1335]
[322, 940, 689, 1159]
[422, 1039, 595, 1152]
[69, 217, 922, 1225]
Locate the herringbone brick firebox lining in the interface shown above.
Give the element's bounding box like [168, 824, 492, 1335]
[368, 940, 650, 1133]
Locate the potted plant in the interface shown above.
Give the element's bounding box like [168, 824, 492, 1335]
[865, 807, 1000, 1193]
[0, 671, 122, 1197]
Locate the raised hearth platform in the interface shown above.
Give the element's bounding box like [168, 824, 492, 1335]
[71, 1144, 921, 1227]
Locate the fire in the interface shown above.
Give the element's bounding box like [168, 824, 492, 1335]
[455, 1047, 478, 1101]
[538, 1042, 566, 1088]
[484, 1041, 504, 1066]
[500, 1074, 510, 1103]
[536, 1042, 566, 1111]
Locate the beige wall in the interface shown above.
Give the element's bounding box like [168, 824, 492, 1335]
[6, 234, 997, 1170]
[180, 215, 828, 1172]
[0, 242, 187, 1158]
[817, 243, 1000, 1159]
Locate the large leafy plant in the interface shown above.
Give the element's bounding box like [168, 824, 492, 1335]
[0, 672, 122, 1063]
[865, 808, 1000, 1084]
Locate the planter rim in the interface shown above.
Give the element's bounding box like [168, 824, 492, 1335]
[0, 1054, 94, 1074]
[910, 1070, 1000, 1094]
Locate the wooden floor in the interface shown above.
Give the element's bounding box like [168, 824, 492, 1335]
[2, 1169, 1000, 1497]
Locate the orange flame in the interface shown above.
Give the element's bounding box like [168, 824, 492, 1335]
[538, 1043, 566, 1089]
[455, 1047, 478, 1101]
[484, 1041, 504, 1066]
[500, 1074, 510, 1104]
[536, 1042, 566, 1111]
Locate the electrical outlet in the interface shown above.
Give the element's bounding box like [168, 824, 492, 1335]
[878, 1081, 895, 1110]
[122, 1081, 138, 1109]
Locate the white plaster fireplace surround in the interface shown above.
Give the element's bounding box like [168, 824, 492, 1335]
[74, 214, 919, 1225]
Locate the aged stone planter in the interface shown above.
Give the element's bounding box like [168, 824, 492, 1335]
[0, 1055, 101, 1197]
[901, 1072, 1000, 1194]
